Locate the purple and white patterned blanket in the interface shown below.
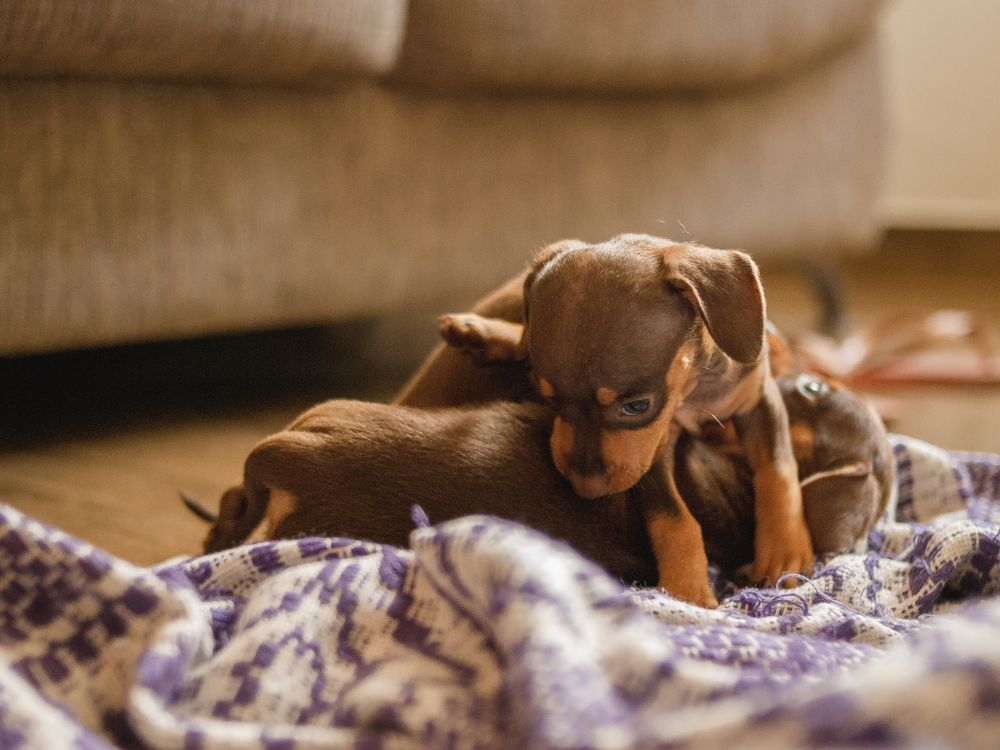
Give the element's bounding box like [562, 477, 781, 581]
[3, 435, 1000, 749]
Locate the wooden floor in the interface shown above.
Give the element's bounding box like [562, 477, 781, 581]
[2, 230, 999, 566]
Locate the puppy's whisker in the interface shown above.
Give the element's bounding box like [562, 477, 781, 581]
[699, 364, 736, 382]
[800, 462, 870, 488]
[700, 409, 725, 428]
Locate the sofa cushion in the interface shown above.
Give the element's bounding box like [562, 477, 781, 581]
[0, 39, 881, 355]
[397, 0, 883, 92]
[0, 0, 407, 85]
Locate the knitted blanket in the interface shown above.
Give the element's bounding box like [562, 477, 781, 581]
[3, 435, 1000, 749]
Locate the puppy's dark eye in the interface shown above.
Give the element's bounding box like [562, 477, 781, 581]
[796, 374, 829, 400]
[621, 399, 650, 417]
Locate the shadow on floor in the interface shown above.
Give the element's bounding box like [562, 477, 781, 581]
[0, 320, 418, 450]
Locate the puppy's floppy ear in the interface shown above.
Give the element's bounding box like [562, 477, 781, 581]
[663, 244, 765, 364]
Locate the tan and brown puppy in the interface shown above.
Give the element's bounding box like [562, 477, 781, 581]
[431, 235, 813, 601]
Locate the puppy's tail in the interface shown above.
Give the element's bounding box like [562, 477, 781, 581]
[800, 260, 845, 338]
[180, 491, 218, 523]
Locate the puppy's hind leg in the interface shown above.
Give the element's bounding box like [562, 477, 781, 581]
[237, 432, 324, 543]
[734, 376, 815, 587]
[201, 484, 256, 553]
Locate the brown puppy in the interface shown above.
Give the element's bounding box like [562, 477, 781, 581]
[198, 399, 659, 589]
[432, 235, 813, 600]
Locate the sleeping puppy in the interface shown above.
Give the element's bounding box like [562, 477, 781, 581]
[193, 398, 659, 589]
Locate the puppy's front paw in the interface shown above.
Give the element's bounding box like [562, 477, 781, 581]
[662, 578, 719, 609]
[439, 313, 489, 352]
[751, 518, 815, 588]
[438, 313, 523, 363]
[647, 507, 718, 608]
[751, 465, 816, 587]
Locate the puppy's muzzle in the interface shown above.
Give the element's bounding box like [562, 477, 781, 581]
[550, 418, 650, 498]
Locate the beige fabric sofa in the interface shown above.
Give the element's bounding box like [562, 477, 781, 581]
[0, 0, 885, 355]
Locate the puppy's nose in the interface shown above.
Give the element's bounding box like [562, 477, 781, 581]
[571, 473, 611, 499]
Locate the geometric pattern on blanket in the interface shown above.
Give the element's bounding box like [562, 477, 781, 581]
[2, 435, 1000, 749]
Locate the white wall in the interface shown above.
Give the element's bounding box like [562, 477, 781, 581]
[880, 0, 1000, 229]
